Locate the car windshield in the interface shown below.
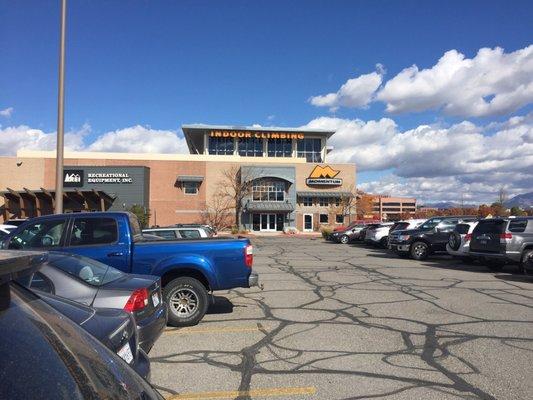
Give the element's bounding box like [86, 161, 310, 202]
[48, 253, 123, 286]
[392, 222, 409, 231]
[419, 218, 443, 230]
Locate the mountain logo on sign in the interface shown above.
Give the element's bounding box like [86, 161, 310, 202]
[64, 173, 81, 183]
[309, 165, 340, 179]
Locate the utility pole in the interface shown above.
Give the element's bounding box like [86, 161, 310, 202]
[54, 0, 67, 214]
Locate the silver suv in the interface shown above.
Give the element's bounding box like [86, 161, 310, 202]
[469, 217, 533, 273]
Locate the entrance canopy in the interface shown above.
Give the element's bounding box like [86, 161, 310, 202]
[246, 201, 294, 212]
[1, 187, 116, 220]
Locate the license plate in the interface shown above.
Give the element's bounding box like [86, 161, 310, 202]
[152, 292, 160, 307]
[480, 240, 487, 245]
[117, 342, 134, 364]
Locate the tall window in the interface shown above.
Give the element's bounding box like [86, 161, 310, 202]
[183, 182, 199, 195]
[252, 179, 286, 201]
[267, 138, 292, 157]
[297, 138, 322, 162]
[209, 137, 234, 155]
[238, 137, 263, 157]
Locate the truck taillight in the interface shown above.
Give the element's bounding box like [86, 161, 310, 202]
[244, 244, 253, 268]
[124, 288, 149, 312]
[464, 233, 472, 242]
[500, 233, 512, 242]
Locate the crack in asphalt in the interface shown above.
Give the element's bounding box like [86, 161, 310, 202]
[152, 238, 533, 399]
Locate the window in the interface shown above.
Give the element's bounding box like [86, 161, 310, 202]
[252, 179, 286, 202]
[267, 138, 292, 157]
[208, 136, 235, 155]
[319, 214, 328, 224]
[319, 197, 329, 207]
[9, 219, 67, 249]
[183, 182, 199, 195]
[30, 272, 54, 293]
[238, 137, 263, 157]
[509, 219, 528, 233]
[150, 230, 178, 240]
[336, 214, 344, 224]
[49, 253, 123, 286]
[297, 138, 322, 162]
[333, 197, 340, 207]
[302, 196, 313, 206]
[69, 218, 118, 246]
[178, 229, 201, 239]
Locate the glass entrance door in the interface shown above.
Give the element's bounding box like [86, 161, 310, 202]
[256, 213, 282, 232]
[303, 214, 313, 232]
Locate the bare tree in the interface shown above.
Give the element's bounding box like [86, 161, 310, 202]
[199, 190, 233, 232]
[498, 187, 508, 206]
[328, 186, 357, 223]
[217, 165, 257, 229]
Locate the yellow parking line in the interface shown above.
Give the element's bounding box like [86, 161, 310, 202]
[166, 386, 316, 400]
[164, 326, 263, 335]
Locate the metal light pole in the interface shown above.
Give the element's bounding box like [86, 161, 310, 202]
[54, 0, 67, 214]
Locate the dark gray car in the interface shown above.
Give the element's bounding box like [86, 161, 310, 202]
[29, 251, 167, 352]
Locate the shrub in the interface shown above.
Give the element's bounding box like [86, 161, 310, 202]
[321, 227, 333, 239]
[231, 226, 239, 235]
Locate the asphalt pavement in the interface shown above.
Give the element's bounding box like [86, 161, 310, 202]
[150, 236, 533, 400]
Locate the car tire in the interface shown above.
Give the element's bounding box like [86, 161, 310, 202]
[380, 237, 388, 248]
[340, 235, 349, 244]
[448, 232, 461, 251]
[521, 249, 533, 275]
[164, 277, 209, 327]
[410, 241, 429, 260]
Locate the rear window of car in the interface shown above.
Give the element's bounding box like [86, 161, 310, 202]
[474, 220, 505, 234]
[508, 219, 528, 233]
[179, 229, 201, 239]
[455, 224, 471, 234]
[49, 254, 123, 287]
[150, 230, 177, 240]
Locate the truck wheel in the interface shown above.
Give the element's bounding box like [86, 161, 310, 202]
[380, 237, 388, 248]
[410, 241, 429, 260]
[521, 249, 533, 275]
[340, 235, 349, 244]
[164, 277, 209, 327]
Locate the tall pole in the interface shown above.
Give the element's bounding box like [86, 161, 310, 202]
[54, 0, 67, 214]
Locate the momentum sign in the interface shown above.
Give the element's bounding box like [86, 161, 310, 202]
[210, 131, 305, 140]
[306, 165, 342, 186]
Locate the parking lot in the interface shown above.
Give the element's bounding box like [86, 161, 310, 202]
[151, 236, 533, 400]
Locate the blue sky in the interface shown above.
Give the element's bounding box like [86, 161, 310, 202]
[1, 0, 532, 202]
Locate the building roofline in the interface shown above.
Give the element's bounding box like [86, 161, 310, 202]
[181, 124, 335, 137]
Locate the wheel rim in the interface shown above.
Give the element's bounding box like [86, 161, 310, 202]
[170, 288, 198, 317]
[414, 244, 426, 257]
[341, 236, 348, 243]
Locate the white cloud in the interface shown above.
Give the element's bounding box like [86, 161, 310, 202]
[304, 113, 533, 202]
[311, 45, 533, 117]
[0, 124, 89, 156]
[0, 124, 188, 156]
[87, 125, 188, 153]
[309, 65, 384, 111]
[0, 107, 14, 117]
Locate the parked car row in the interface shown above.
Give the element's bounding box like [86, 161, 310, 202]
[327, 216, 533, 275]
[0, 211, 259, 398]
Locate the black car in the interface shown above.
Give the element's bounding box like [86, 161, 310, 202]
[389, 216, 478, 260]
[0, 250, 163, 400]
[36, 290, 151, 380]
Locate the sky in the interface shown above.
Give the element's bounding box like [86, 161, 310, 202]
[1, 0, 532, 204]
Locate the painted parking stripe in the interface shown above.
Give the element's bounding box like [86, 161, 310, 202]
[164, 325, 264, 335]
[166, 386, 316, 400]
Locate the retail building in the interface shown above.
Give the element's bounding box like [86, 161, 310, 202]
[0, 124, 357, 232]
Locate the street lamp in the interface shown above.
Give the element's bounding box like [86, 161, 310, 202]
[54, 0, 67, 214]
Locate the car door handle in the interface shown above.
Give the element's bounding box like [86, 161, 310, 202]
[107, 252, 124, 257]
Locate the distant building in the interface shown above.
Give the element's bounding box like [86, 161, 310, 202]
[371, 195, 417, 221]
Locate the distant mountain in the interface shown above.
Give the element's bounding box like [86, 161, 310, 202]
[419, 201, 478, 209]
[505, 192, 533, 209]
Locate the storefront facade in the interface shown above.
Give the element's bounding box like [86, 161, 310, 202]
[0, 125, 357, 232]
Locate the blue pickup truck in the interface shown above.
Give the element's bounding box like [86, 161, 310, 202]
[2, 212, 258, 326]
